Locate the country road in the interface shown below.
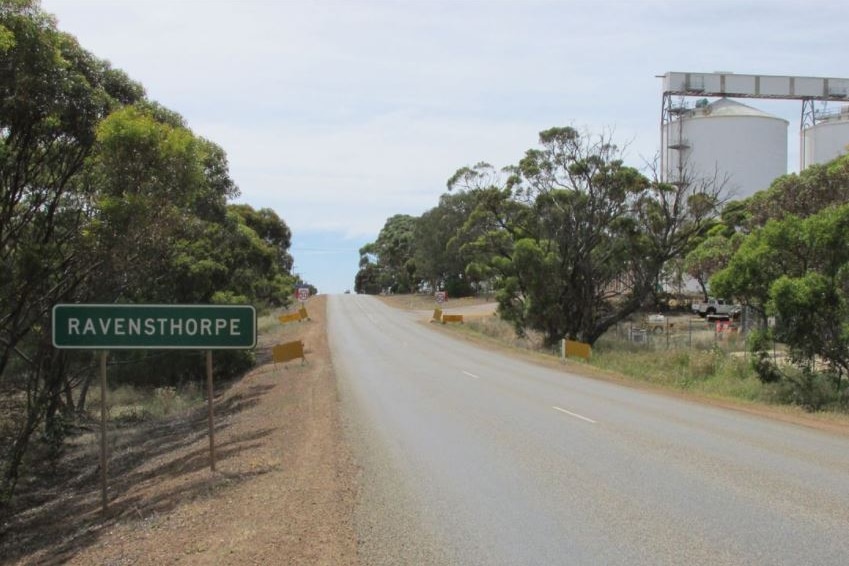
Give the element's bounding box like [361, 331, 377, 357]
[327, 294, 849, 566]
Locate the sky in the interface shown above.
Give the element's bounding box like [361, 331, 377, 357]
[40, 0, 849, 294]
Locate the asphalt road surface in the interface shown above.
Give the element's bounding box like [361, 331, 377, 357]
[328, 294, 849, 566]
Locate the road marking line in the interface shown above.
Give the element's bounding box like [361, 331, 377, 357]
[462, 371, 480, 379]
[552, 406, 597, 424]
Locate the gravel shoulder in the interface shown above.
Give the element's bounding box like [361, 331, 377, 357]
[2, 294, 358, 565]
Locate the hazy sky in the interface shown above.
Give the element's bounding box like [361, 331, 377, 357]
[40, 0, 848, 293]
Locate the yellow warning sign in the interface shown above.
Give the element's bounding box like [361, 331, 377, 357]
[273, 340, 305, 364]
[563, 339, 591, 361]
[278, 312, 302, 324]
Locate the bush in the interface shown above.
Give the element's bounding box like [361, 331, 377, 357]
[748, 330, 782, 384]
[99, 382, 205, 423]
[765, 367, 839, 411]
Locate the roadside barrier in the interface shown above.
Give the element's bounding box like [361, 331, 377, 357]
[561, 339, 591, 361]
[442, 314, 464, 324]
[273, 340, 306, 364]
[432, 308, 443, 323]
[278, 307, 309, 324]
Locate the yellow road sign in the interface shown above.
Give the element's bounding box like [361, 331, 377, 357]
[273, 340, 305, 364]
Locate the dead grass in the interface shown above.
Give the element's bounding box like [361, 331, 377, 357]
[377, 292, 495, 311]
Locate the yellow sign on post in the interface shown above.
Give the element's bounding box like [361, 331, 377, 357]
[432, 308, 443, 323]
[562, 339, 591, 361]
[278, 307, 309, 325]
[273, 340, 306, 364]
[278, 311, 302, 324]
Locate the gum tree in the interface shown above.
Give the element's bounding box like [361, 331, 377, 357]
[450, 127, 722, 346]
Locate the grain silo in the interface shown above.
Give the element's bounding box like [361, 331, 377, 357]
[802, 105, 849, 167]
[662, 97, 788, 199]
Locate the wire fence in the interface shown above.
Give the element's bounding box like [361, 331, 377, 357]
[601, 308, 760, 355]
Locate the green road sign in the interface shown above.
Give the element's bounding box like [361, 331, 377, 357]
[52, 304, 257, 349]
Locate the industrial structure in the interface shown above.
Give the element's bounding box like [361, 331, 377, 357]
[660, 72, 849, 198]
[803, 105, 849, 167]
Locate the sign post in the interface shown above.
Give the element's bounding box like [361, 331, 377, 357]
[296, 285, 310, 303]
[53, 304, 256, 513]
[99, 351, 108, 513]
[206, 350, 215, 472]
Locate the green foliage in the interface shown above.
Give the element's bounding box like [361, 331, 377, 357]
[354, 261, 381, 295]
[448, 127, 721, 346]
[715, 203, 849, 386]
[414, 191, 479, 295]
[712, 168, 849, 406]
[167, 207, 295, 308]
[0, 2, 295, 500]
[355, 214, 418, 293]
[765, 367, 841, 412]
[745, 154, 849, 228]
[683, 231, 738, 298]
[710, 215, 805, 319]
[747, 330, 782, 384]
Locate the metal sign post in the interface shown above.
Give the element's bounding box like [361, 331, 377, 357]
[206, 350, 216, 472]
[99, 351, 108, 514]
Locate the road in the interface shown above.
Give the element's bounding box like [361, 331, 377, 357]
[327, 294, 849, 566]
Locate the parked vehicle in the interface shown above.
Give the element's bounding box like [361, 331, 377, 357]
[691, 297, 739, 318]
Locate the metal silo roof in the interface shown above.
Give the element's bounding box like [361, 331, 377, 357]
[695, 98, 788, 122]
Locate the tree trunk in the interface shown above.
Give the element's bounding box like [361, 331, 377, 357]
[1, 377, 48, 502]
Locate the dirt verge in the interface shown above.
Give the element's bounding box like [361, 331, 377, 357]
[1, 295, 358, 565]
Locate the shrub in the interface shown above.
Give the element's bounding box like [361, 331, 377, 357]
[765, 367, 839, 411]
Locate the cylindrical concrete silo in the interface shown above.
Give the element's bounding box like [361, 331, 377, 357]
[663, 98, 788, 199]
[803, 106, 849, 168]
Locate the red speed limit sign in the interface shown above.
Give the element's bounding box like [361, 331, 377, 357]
[435, 291, 447, 304]
[296, 286, 310, 302]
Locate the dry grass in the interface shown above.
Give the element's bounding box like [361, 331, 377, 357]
[377, 293, 495, 311]
[464, 316, 548, 353]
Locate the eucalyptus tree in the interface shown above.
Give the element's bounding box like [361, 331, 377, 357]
[683, 229, 739, 300]
[413, 190, 479, 296]
[0, 2, 143, 376]
[450, 127, 722, 346]
[1, 2, 299, 499]
[712, 203, 849, 402]
[230, 204, 294, 273]
[0, 1, 146, 498]
[745, 154, 849, 228]
[355, 214, 419, 294]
